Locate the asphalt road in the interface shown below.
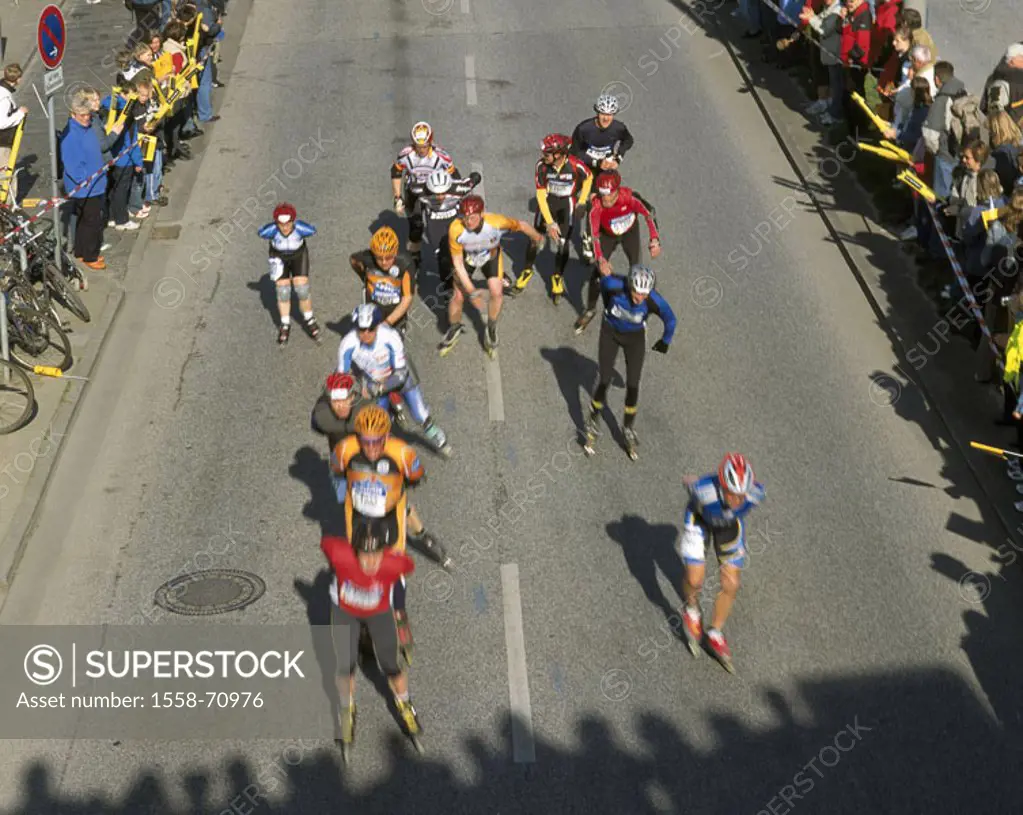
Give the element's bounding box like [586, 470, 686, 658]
[2, 0, 1023, 812]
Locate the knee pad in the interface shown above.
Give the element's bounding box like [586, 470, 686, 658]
[402, 384, 429, 425]
[275, 282, 292, 302]
[292, 281, 311, 301]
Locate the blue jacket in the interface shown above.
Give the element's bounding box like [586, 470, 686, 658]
[100, 94, 143, 169]
[599, 274, 676, 344]
[88, 114, 118, 164]
[59, 117, 107, 198]
[897, 105, 929, 152]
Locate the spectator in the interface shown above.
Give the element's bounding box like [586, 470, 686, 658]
[100, 82, 144, 232]
[0, 63, 28, 204]
[59, 93, 108, 270]
[161, 20, 200, 163]
[801, 0, 844, 122]
[988, 110, 1023, 195]
[122, 41, 156, 83]
[922, 61, 966, 200]
[962, 169, 1005, 280]
[127, 72, 167, 217]
[84, 86, 123, 231]
[893, 43, 937, 139]
[867, 0, 899, 74]
[895, 7, 938, 63]
[948, 139, 996, 241]
[130, 0, 163, 33]
[797, 0, 834, 113]
[892, 76, 932, 153]
[877, 25, 913, 123]
[193, 0, 224, 125]
[838, 0, 872, 138]
[981, 43, 1023, 127]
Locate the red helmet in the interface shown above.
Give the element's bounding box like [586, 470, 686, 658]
[595, 171, 621, 195]
[273, 203, 297, 224]
[326, 372, 355, 400]
[719, 453, 754, 496]
[459, 195, 485, 217]
[541, 133, 571, 153]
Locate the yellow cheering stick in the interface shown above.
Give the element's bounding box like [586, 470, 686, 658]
[896, 169, 937, 203]
[982, 207, 1008, 230]
[850, 92, 891, 134]
[32, 366, 89, 381]
[105, 90, 140, 135]
[857, 141, 912, 165]
[971, 441, 1023, 461]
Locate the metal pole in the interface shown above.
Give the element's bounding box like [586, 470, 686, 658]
[47, 91, 61, 275]
[0, 291, 9, 365]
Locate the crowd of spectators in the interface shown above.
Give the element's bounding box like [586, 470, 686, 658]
[735, 0, 1023, 503]
[55, 0, 227, 270]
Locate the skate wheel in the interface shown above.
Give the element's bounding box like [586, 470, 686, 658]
[627, 450, 639, 461]
[410, 734, 425, 754]
[582, 443, 595, 457]
[685, 639, 701, 658]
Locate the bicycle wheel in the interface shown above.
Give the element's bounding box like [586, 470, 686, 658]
[7, 305, 73, 372]
[0, 358, 35, 434]
[44, 263, 90, 323]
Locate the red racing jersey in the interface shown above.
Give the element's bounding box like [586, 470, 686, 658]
[321, 535, 415, 618]
[588, 187, 659, 260]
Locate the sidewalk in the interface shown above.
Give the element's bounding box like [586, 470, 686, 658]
[0, 0, 247, 594]
[713, 5, 1023, 548]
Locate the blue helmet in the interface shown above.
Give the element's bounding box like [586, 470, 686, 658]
[352, 303, 384, 330]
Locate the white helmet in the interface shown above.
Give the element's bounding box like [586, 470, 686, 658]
[410, 121, 433, 146]
[426, 169, 453, 194]
[628, 265, 655, 296]
[595, 94, 620, 115]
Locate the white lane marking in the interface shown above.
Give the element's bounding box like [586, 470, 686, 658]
[486, 353, 504, 421]
[465, 54, 478, 106]
[461, 0, 470, 12]
[501, 563, 535, 763]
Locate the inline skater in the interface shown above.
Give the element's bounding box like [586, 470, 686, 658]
[349, 227, 416, 333]
[330, 404, 424, 665]
[571, 93, 635, 258]
[390, 121, 459, 258]
[582, 264, 675, 461]
[570, 93, 635, 175]
[574, 171, 661, 335]
[257, 203, 322, 346]
[338, 304, 451, 456]
[407, 169, 482, 289]
[439, 194, 543, 359]
[509, 133, 593, 304]
[321, 517, 423, 761]
[679, 454, 766, 674]
[312, 372, 452, 570]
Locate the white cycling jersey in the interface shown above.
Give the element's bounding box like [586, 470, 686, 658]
[337, 324, 407, 384]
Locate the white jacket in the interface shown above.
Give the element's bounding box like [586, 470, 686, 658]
[0, 84, 25, 132]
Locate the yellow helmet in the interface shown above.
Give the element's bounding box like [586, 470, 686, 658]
[354, 405, 391, 438]
[370, 227, 399, 256]
[411, 121, 433, 146]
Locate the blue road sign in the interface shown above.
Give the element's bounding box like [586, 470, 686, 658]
[38, 5, 66, 70]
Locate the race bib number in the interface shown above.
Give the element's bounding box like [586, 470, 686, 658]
[548, 179, 573, 197]
[467, 250, 491, 268]
[372, 281, 402, 306]
[587, 146, 611, 161]
[351, 479, 387, 517]
[339, 581, 383, 610]
[609, 213, 636, 235]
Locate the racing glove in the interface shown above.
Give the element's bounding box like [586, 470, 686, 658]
[652, 339, 669, 354]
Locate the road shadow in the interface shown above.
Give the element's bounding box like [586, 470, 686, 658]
[605, 514, 684, 623]
[540, 345, 625, 442]
[247, 279, 280, 328]
[6, 663, 1023, 812]
[289, 445, 346, 538]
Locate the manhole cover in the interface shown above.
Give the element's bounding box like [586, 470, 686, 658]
[154, 569, 265, 616]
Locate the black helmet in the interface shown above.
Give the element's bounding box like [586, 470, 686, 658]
[351, 518, 391, 554]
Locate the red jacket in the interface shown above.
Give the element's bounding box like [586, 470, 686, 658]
[868, 0, 900, 68]
[321, 535, 415, 618]
[840, 2, 872, 67]
[588, 187, 659, 260]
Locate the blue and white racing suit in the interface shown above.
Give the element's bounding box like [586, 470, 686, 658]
[336, 324, 431, 425]
[679, 475, 765, 570]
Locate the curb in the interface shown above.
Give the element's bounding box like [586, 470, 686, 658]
[716, 25, 1022, 547]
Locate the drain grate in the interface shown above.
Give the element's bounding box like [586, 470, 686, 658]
[154, 569, 266, 616]
[151, 225, 182, 241]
